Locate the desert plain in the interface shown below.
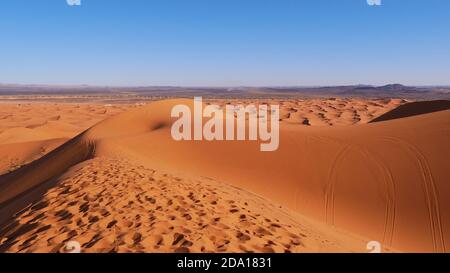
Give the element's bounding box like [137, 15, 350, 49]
[0, 92, 450, 253]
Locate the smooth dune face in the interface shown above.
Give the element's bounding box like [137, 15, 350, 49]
[0, 99, 449, 253]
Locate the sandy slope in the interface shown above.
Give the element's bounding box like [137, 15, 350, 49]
[0, 99, 400, 176]
[0, 138, 67, 175]
[0, 103, 132, 175]
[0, 98, 449, 252]
[0, 157, 369, 253]
[369, 100, 450, 123]
[0, 103, 132, 144]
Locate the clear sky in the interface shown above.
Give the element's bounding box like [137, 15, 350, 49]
[0, 0, 449, 86]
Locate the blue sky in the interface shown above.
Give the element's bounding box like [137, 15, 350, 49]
[0, 0, 449, 86]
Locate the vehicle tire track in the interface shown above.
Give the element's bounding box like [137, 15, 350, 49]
[381, 136, 445, 252]
[324, 145, 350, 225]
[314, 135, 397, 243]
[358, 147, 396, 246]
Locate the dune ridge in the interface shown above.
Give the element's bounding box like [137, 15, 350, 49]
[370, 100, 450, 123]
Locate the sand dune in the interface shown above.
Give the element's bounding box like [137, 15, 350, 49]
[0, 157, 369, 253]
[370, 100, 450, 123]
[0, 99, 449, 252]
[0, 103, 131, 143]
[0, 103, 132, 176]
[208, 98, 405, 126]
[0, 138, 67, 175]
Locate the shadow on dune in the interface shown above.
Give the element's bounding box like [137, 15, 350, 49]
[0, 133, 95, 232]
[370, 100, 450, 123]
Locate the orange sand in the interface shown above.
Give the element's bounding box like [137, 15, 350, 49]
[1, 98, 449, 253]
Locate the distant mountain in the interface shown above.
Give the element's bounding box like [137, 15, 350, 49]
[377, 84, 416, 91]
[0, 83, 449, 100]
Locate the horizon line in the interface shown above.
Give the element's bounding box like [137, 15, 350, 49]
[2, 82, 450, 89]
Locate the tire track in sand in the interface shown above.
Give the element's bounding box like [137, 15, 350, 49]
[324, 145, 350, 225]
[381, 136, 445, 252]
[316, 136, 397, 246]
[357, 147, 396, 246]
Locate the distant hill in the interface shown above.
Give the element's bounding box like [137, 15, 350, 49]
[0, 83, 449, 100]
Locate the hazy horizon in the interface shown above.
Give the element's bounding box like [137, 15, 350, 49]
[1, 82, 450, 89]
